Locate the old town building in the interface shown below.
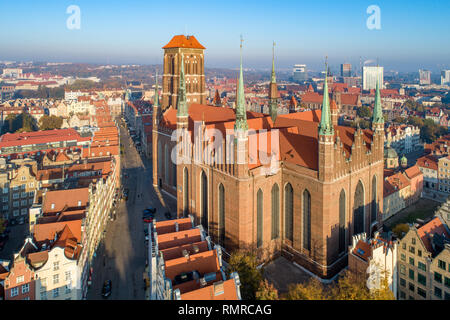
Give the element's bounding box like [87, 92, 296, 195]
[348, 231, 398, 297]
[153, 36, 385, 279]
[397, 216, 450, 300]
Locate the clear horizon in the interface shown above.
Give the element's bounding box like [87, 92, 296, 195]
[1, 0, 449, 73]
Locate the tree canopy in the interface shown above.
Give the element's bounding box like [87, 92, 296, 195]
[255, 279, 279, 300]
[283, 270, 394, 300]
[39, 115, 64, 130]
[357, 105, 372, 119]
[1, 112, 38, 134]
[227, 250, 263, 300]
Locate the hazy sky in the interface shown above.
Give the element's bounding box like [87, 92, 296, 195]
[1, 0, 449, 72]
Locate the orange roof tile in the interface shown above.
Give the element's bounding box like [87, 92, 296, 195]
[34, 220, 82, 244]
[164, 249, 220, 281]
[42, 188, 89, 213]
[405, 165, 422, 179]
[417, 217, 450, 254]
[180, 278, 239, 300]
[162, 35, 206, 49]
[352, 240, 372, 261]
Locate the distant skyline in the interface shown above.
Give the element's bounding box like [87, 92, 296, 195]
[0, 0, 449, 72]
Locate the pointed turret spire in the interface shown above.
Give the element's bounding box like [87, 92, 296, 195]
[234, 36, 248, 131]
[271, 41, 276, 83]
[269, 41, 278, 122]
[319, 58, 334, 136]
[213, 89, 221, 107]
[372, 80, 384, 125]
[177, 54, 188, 117]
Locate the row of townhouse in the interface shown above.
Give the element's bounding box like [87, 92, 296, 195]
[417, 154, 450, 202]
[0, 155, 120, 300]
[148, 216, 241, 300]
[385, 124, 422, 155]
[383, 165, 424, 221]
[348, 205, 450, 300]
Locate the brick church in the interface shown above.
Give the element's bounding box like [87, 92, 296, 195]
[153, 35, 385, 279]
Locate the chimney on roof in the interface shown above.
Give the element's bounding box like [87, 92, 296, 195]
[193, 244, 199, 253]
[175, 222, 179, 232]
[182, 249, 189, 259]
[213, 281, 225, 296]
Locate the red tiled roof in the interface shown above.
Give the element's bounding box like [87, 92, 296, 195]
[164, 249, 220, 281]
[162, 35, 206, 49]
[352, 240, 372, 261]
[405, 165, 422, 179]
[0, 128, 89, 148]
[155, 218, 193, 235]
[34, 220, 82, 244]
[42, 188, 89, 213]
[340, 93, 359, 105]
[180, 278, 239, 300]
[417, 217, 450, 254]
[416, 155, 439, 171]
[300, 92, 323, 104]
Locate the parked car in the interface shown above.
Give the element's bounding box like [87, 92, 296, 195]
[102, 280, 112, 298]
[142, 210, 155, 219]
[146, 207, 157, 214]
[143, 217, 153, 223]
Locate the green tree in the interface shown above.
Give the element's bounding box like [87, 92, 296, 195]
[357, 106, 372, 119]
[329, 271, 370, 300]
[39, 115, 63, 130]
[393, 117, 407, 124]
[227, 250, 263, 300]
[392, 223, 409, 239]
[285, 278, 327, 300]
[408, 116, 424, 128]
[255, 279, 279, 300]
[1, 113, 37, 134]
[369, 270, 395, 300]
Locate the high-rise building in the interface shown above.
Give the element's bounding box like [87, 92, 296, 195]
[341, 63, 352, 77]
[363, 66, 384, 90]
[441, 70, 450, 86]
[161, 35, 206, 110]
[419, 69, 431, 85]
[293, 64, 307, 82]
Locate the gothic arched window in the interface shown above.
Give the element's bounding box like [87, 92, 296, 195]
[284, 183, 293, 242]
[201, 171, 208, 232]
[219, 183, 225, 246]
[303, 189, 311, 251]
[354, 181, 365, 235]
[371, 175, 377, 223]
[183, 167, 189, 216]
[271, 184, 280, 240]
[257, 189, 263, 248]
[339, 189, 346, 254]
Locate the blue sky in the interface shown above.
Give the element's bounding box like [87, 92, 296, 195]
[0, 0, 449, 72]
